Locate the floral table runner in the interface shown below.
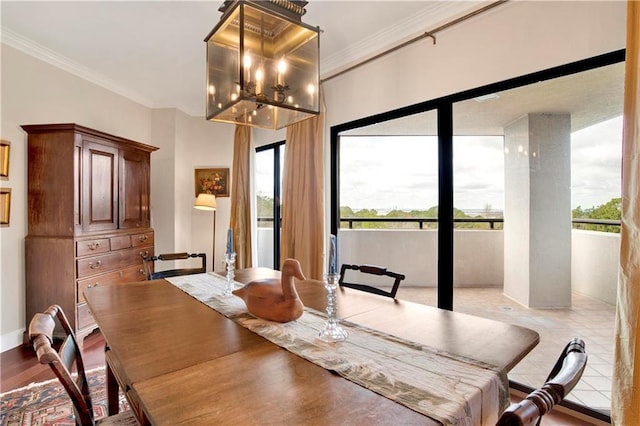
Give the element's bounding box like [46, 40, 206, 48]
[166, 273, 508, 426]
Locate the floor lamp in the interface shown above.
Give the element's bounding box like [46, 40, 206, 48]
[193, 193, 217, 271]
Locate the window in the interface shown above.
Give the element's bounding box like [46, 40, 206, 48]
[255, 141, 285, 269]
[330, 51, 624, 421]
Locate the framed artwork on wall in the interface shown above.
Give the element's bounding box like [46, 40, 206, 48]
[0, 140, 10, 180]
[1, 188, 11, 227]
[194, 168, 230, 198]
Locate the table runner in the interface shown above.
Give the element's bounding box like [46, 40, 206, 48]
[166, 273, 508, 426]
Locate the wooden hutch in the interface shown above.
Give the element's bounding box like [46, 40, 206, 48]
[23, 123, 158, 344]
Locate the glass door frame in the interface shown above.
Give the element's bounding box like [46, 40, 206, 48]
[329, 49, 625, 312]
[256, 140, 285, 270]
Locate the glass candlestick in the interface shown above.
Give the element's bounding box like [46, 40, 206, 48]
[318, 273, 348, 342]
[222, 252, 236, 297]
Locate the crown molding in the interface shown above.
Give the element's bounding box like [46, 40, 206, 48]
[320, 2, 479, 79]
[1, 27, 155, 109]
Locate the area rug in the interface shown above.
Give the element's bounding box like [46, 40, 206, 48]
[0, 367, 129, 426]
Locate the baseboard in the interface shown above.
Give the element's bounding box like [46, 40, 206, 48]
[1, 328, 26, 353]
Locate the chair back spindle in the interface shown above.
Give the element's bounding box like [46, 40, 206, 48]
[29, 304, 139, 425]
[496, 337, 588, 426]
[338, 264, 406, 298]
[142, 252, 206, 280]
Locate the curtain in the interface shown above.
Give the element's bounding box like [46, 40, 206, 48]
[612, 1, 640, 424]
[229, 125, 253, 269]
[280, 114, 325, 279]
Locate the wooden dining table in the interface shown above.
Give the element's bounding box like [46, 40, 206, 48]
[84, 267, 539, 425]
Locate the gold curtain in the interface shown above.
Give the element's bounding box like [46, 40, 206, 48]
[612, 1, 640, 424]
[229, 125, 253, 269]
[280, 114, 325, 279]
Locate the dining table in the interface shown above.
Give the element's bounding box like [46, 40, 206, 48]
[83, 267, 539, 425]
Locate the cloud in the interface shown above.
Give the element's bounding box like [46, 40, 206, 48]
[256, 115, 622, 213]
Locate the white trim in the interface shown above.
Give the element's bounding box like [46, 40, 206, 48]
[1, 328, 25, 353]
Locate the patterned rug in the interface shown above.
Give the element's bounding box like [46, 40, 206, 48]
[0, 367, 128, 426]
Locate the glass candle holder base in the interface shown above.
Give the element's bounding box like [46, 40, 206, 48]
[318, 320, 348, 342]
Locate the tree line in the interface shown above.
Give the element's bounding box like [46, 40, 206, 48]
[257, 195, 621, 233]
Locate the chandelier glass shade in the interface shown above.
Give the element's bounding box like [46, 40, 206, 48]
[205, 1, 320, 130]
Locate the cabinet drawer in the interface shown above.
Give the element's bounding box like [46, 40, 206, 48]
[77, 303, 95, 330]
[110, 235, 132, 251]
[77, 264, 147, 303]
[76, 238, 110, 257]
[77, 246, 153, 278]
[131, 231, 154, 247]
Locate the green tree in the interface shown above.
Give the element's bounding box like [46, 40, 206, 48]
[257, 195, 275, 228]
[572, 197, 621, 233]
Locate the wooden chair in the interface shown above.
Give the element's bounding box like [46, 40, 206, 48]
[29, 305, 139, 426]
[142, 252, 206, 280]
[338, 264, 406, 298]
[497, 337, 588, 426]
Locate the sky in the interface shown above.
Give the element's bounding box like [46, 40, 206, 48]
[339, 115, 623, 212]
[255, 115, 622, 213]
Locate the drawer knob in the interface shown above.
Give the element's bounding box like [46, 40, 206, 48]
[140, 250, 149, 257]
[89, 260, 102, 269]
[139, 235, 148, 242]
[87, 282, 99, 289]
[87, 241, 101, 250]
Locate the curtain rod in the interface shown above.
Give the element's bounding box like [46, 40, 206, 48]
[320, 0, 509, 83]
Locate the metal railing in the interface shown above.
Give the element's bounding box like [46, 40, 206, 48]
[339, 217, 502, 229]
[258, 217, 621, 230]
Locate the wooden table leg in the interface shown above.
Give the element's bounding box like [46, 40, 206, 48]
[106, 358, 119, 415]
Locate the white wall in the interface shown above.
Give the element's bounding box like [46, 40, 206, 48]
[319, 1, 626, 128]
[0, 46, 233, 351]
[1, 1, 627, 351]
[0, 46, 152, 350]
[338, 229, 503, 287]
[174, 110, 235, 272]
[572, 230, 620, 305]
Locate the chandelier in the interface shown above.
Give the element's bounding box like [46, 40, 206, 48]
[205, 0, 320, 130]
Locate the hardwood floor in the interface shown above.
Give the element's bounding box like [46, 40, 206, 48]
[1, 330, 105, 393]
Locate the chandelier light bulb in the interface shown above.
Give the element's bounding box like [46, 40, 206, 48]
[307, 83, 316, 95]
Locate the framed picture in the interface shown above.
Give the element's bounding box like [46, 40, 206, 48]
[1, 188, 11, 227]
[195, 168, 230, 198]
[0, 140, 10, 180]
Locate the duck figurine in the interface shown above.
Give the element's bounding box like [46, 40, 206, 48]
[232, 258, 306, 322]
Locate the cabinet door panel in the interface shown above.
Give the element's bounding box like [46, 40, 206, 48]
[82, 140, 118, 232]
[120, 149, 150, 229]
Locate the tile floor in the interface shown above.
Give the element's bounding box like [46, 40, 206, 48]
[395, 287, 615, 416]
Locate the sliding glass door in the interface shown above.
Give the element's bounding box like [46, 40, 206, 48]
[255, 141, 285, 269]
[330, 51, 624, 419]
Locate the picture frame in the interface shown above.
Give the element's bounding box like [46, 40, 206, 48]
[194, 168, 230, 198]
[0, 140, 10, 180]
[1, 188, 11, 227]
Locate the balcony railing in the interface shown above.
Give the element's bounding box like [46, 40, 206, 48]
[258, 217, 620, 230]
[340, 217, 502, 229]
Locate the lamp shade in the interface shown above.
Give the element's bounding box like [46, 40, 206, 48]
[194, 193, 217, 210]
[204, 0, 320, 130]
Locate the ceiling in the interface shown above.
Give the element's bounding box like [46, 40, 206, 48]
[1, 1, 624, 134]
[344, 60, 625, 136]
[1, 1, 485, 117]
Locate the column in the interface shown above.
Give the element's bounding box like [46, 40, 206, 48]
[503, 113, 572, 308]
